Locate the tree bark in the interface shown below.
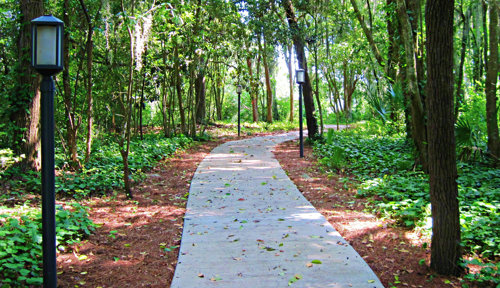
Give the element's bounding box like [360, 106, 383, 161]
[260, 35, 273, 123]
[11, 0, 44, 171]
[349, 0, 385, 68]
[283, 0, 319, 138]
[79, 0, 95, 162]
[425, 0, 462, 276]
[246, 57, 259, 122]
[397, 0, 428, 171]
[485, 1, 499, 160]
[285, 44, 294, 122]
[454, 7, 471, 123]
[195, 69, 206, 124]
[62, 0, 81, 169]
[174, 39, 186, 134]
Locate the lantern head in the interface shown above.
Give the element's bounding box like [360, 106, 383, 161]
[31, 15, 64, 76]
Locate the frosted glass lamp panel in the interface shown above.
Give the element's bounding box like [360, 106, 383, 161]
[36, 26, 57, 65]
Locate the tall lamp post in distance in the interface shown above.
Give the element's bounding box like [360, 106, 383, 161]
[31, 14, 64, 288]
[296, 69, 305, 158]
[236, 84, 242, 137]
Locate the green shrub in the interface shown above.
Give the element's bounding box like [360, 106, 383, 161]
[3, 134, 193, 199]
[0, 203, 95, 287]
[314, 126, 500, 284]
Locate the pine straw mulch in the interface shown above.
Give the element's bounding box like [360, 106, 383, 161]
[273, 140, 475, 288]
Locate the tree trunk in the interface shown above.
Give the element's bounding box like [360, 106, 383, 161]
[314, 39, 323, 135]
[195, 69, 206, 124]
[11, 0, 44, 171]
[349, 0, 385, 68]
[283, 0, 319, 138]
[62, 0, 81, 169]
[485, 1, 499, 160]
[425, 0, 462, 276]
[342, 61, 359, 121]
[454, 7, 471, 123]
[261, 37, 273, 123]
[174, 39, 186, 134]
[285, 44, 294, 122]
[397, 0, 428, 171]
[247, 57, 259, 122]
[79, 0, 95, 163]
[120, 0, 136, 199]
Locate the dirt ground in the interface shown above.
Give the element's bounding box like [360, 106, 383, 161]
[57, 133, 474, 287]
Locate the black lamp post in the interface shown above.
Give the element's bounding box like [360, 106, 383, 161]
[31, 14, 64, 288]
[236, 84, 242, 137]
[296, 69, 305, 158]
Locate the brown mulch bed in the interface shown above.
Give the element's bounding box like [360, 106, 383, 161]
[273, 140, 470, 288]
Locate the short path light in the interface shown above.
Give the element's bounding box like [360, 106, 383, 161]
[296, 69, 305, 158]
[236, 84, 243, 137]
[31, 14, 64, 288]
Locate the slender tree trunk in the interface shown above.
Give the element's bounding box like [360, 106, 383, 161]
[349, 0, 385, 67]
[286, 44, 294, 122]
[62, 0, 80, 169]
[120, 0, 136, 199]
[454, 8, 471, 122]
[314, 38, 323, 135]
[261, 36, 273, 123]
[485, 1, 499, 160]
[247, 58, 259, 122]
[11, 0, 44, 171]
[397, 0, 428, 171]
[80, 0, 95, 162]
[174, 39, 186, 134]
[283, 0, 319, 138]
[426, 0, 462, 276]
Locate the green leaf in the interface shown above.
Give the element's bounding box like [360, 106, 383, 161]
[311, 260, 322, 264]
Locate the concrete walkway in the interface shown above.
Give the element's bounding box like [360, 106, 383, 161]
[171, 132, 384, 288]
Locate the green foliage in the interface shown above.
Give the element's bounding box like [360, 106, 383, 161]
[455, 118, 485, 161]
[0, 203, 95, 287]
[3, 134, 192, 199]
[314, 124, 500, 284]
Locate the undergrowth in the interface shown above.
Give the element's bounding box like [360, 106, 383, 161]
[314, 125, 499, 286]
[1, 134, 192, 199]
[0, 203, 95, 287]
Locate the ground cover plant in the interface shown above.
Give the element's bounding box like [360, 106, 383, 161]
[1, 134, 193, 201]
[313, 123, 499, 286]
[0, 132, 194, 286]
[0, 203, 95, 287]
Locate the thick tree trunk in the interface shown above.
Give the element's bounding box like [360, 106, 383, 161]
[283, 0, 318, 138]
[11, 0, 44, 171]
[485, 1, 499, 160]
[425, 0, 462, 276]
[455, 8, 471, 122]
[397, 0, 428, 171]
[195, 70, 206, 124]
